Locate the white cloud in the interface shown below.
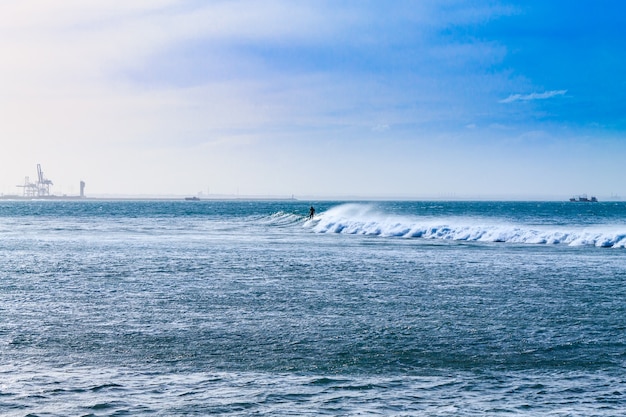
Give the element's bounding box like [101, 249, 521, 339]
[499, 90, 567, 103]
[372, 124, 390, 132]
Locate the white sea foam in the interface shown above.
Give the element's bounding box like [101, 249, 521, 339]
[306, 204, 626, 248]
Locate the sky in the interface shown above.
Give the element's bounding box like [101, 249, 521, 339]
[1, 0, 625, 199]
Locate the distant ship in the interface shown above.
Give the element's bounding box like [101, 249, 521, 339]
[185, 196, 201, 201]
[569, 194, 598, 202]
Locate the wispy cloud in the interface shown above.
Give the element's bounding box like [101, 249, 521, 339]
[499, 90, 567, 103]
[372, 123, 390, 132]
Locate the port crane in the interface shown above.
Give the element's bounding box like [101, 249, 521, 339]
[16, 164, 53, 197]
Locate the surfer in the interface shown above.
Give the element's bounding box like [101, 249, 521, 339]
[309, 206, 315, 219]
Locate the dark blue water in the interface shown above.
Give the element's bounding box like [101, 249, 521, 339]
[1, 200, 625, 415]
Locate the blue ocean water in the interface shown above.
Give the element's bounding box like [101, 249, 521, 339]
[1, 200, 625, 416]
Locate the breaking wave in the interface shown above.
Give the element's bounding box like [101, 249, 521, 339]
[303, 204, 626, 248]
[258, 211, 306, 227]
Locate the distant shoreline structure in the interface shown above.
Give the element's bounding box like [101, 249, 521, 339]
[0, 195, 86, 201]
[0, 194, 299, 202]
[13, 163, 86, 200]
[0, 194, 622, 202]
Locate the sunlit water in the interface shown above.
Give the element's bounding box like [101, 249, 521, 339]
[1, 200, 625, 416]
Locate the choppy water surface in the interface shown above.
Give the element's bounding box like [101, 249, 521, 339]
[1, 200, 625, 415]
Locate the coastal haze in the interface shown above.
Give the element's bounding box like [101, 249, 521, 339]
[2, 1, 625, 200]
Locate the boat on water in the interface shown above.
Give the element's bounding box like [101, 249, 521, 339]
[185, 196, 201, 201]
[569, 194, 598, 202]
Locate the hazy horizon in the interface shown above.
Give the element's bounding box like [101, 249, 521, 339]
[0, 189, 618, 202]
[2, 1, 625, 199]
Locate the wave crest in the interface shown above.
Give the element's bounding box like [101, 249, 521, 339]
[260, 211, 306, 227]
[305, 204, 626, 248]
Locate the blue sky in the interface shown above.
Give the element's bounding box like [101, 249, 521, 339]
[1, 1, 625, 199]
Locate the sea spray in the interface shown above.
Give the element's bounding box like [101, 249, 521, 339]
[306, 203, 626, 248]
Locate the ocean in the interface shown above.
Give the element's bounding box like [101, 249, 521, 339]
[1, 200, 625, 416]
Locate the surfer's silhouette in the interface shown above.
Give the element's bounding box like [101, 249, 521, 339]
[309, 206, 315, 219]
